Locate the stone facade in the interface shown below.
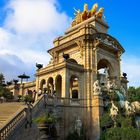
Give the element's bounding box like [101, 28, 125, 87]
[35, 16, 125, 139]
[9, 13, 127, 139]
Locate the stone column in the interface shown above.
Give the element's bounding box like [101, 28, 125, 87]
[36, 72, 40, 93]
[62, 70, 66, 98]
[91, 95, 104, 140]
[19, 84, 24, 96]
[83, 41, 94, 139]
[116, 51, 123, 87]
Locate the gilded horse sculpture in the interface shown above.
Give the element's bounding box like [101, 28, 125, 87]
[90, 3, 98, 16]
[71, 3, 104, 27]
[82, 3, 89, 21]
[95, 7, 104, 19]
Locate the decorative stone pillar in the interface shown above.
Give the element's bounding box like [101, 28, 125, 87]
[36, 74, 40, 93]
[121, 76, 129, 97]
[19, 83, 24, 96]
[61, 74, 66, 98]
[116, 51, 123, 87]
[91, 95, 104, 140]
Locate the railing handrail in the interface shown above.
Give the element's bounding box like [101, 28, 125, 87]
[0, 94, 44, 140]
[32, 94, 44, 109]
[0, 107, 26, 140]
[0, 106, 26, 131]
[0, 107, 26, 131]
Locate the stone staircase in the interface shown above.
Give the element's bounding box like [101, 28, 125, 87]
[0, 95, 45, 140]
[0, 96, 66, 140]
[0, 103, 25, 129]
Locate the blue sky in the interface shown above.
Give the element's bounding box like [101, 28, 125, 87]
[0, 0, 140, 86]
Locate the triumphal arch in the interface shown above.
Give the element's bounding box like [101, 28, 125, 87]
[34, 3, 126, 139]
[10, 3, 128, 140]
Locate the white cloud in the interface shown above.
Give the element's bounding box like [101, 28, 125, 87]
[1, 0, 140, 87]
[5, 0, 71, 34]
[121, 55, 140, 87]
[0, 0, 71, 81]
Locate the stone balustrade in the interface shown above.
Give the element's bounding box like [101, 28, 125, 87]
[0, 108, 26, 140]
[0, 95, 44, 140]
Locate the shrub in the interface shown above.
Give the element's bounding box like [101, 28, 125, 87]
[24, 95, 34, 103]
[100, 127, 140, 140]
[66, 131, 85, 140]
[100, 112, 113, 129]
[34, 113, 57, 124]
[3, 91, 14, 100]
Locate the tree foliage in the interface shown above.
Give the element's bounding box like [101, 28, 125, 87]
[0, 73, 5, 86]
[100, 127, 140, 140]
[128, 86, 140, 102]
[0, 73, 13, 100]
[100, 86, 140, 140]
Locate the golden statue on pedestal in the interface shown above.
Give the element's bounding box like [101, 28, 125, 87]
[71, 3, 105, 27]
[90, 3, 98, 16]
[95, 8, 104, 19]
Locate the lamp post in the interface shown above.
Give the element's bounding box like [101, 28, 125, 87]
[18, 73, 30, 84]
[18, 73, 30, 97]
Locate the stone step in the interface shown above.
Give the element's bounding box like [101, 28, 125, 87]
[0, 102, 25, 129]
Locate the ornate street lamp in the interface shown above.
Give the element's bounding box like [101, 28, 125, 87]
[18, 73, 30, 84]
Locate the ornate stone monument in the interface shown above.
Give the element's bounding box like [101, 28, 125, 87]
[9, 3, 127, 140]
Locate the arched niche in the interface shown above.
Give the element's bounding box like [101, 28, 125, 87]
[40, 79, 46, 91]
[70, 75, 79, 99]
[97, 59, 114, 85]
[47, 77, 54, 95]
[55, 75, 62, 98]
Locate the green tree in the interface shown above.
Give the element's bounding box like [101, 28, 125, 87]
[0, 73, 14, 100]
[100, 127, 140, 140]
[100, 86, 140, 140]
[135, 87, 140, 101]
[0, 73, 5, 86]
[128, 86, 140, 102]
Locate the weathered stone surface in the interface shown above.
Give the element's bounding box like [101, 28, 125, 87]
[7, 8, 126, 140]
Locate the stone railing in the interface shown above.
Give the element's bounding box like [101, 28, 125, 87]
[46, 96, 86, 107]
[0, 107, 26, 140]
[0, 95, 44, 140]
[32, 95, 45, 117]
[46, 96, 104, 107]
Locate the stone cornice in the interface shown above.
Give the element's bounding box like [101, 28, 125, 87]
[36, 61, 84, 76]
[65, 16, 109, 34]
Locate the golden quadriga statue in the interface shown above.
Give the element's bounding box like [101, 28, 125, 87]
[71, 3, 104, 27]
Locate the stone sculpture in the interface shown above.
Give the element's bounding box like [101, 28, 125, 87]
[107, 79, 117, 92]
[135, 116, 140, 129]
[124, 100, 135, 115]
[120, 85, 126, 97]
[110, 101, 118, 120]
[71, 3, 104, 27]
[75, 117, 82, 136]
[131, 101, 140, 113]
[93, 80, 102, 95]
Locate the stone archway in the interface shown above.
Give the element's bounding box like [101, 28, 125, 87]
[40, 79, 46, 91]
[55, 75, 62, 98]
[47, 77, 54, 95]
[70, 75, 79, 99]
[97, 59, 114, 85]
